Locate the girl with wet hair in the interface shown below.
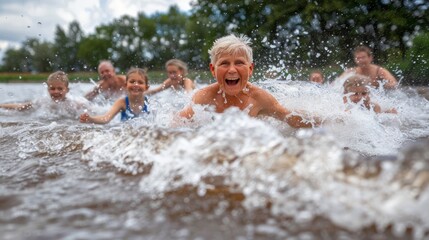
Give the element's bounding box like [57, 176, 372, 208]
[144, 59, 195, 95]
[80, 68, 151, 124]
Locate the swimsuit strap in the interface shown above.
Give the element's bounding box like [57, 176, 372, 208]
[143, 96, 149, 113]
[376, 66, 382, 80]
[125, 96, 132, 112]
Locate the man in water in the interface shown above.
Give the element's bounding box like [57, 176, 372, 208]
[85, 60, 126, 101]
[178, 34, 316, 128]
[340, 45, 398, 89]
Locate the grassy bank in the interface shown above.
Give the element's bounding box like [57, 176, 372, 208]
[0, 68, 345, 84]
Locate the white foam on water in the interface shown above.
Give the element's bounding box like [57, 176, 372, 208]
[2, 81, 429, 238]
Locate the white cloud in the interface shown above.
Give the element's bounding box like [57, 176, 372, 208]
[0, 0, 192, 63]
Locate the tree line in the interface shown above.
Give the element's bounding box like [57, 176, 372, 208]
[1, 1, 428, 85]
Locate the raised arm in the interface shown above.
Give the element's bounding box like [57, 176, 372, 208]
[80, 98, 124, 124]
[144, 79, 171, 96]
[379, 67, 398, 89]
[85, 85, 100, 101]
[183, 78, 195, 93]
[0, 102, 32, 111]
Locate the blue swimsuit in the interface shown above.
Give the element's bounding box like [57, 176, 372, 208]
[120, 96, 149, 121]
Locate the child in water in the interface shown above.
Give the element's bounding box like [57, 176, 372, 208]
[0, 71, 88, 114]
[178, 34, 317, 128]
[309, 70, 324, 84]
[343, 74, 397, 114]
[79, 68, 150, 124]
[144, 59, 195, 95]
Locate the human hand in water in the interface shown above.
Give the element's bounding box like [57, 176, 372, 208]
[79, 112, 92, 123]
[384, 108, 398, 114]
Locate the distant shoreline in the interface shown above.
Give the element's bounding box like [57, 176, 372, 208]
[0, 71, 213, 84]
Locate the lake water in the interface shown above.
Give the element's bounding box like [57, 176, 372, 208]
[1, 79, 429, 239]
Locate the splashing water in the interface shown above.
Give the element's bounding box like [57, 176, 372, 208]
[1, 82, 429, 239]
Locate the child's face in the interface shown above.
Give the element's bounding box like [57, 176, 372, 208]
[344, 86, 370, 105]
[210, 52, 253, 96]
[310, 73, 323, 84]
[126, 73, 148, 97]
[47, 80, 69, 101]
[166, 65, 183, 81]
[354, 51, 372, 67]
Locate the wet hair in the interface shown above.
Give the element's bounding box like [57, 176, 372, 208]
[165, 59, 188, 76]
[126, 67, 149, 86]
[47, 71, 69, 87]
[98, 60, 114, 72]
[343, 74, 371, 93]
[353, 45, 373, 57]
[208, 34, 253, 65]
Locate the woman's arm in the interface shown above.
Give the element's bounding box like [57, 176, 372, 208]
[379, 68, 398, 89]
[258, 90, 316, 128]
[183, 78, 195, 93]
[145, 79, 171, 95]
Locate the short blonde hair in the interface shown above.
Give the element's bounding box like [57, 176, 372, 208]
[208, 34, 253, 64]
[343, 74, 371, 93]
[47, 71, 69, 87]
[126, 67, 149, 86]
[165, 59, 188, 76]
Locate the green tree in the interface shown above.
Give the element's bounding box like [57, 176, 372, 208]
[31, 40, 54, 72]
[404, 32, 429, 85]
[191, 0, 429, 73]
[19, 38, 55, 72]
[148, 6, 190, 69]
[77, 35, 111, 71]
[0, 47, 31, 72]
[53, 21, 85, 71]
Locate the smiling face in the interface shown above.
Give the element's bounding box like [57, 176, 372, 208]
[310, 72, 324, 84]
[166, 65, 183, 82]
[98, 63, 115, 80]
[47, 80, 69, 102]
[126, 72, 148, 97]
[210, 51, 254, 96]
[344, 86, 371, 105]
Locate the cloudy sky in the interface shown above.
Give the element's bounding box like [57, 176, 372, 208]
[0, 0, 192, 62]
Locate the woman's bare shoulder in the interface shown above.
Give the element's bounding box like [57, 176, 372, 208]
[193, 83, 218, 103]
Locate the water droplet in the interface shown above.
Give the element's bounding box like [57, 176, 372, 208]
[37, 22, 42, 25]
[19, 76, 22, 79]
[27, 26, 31, 28]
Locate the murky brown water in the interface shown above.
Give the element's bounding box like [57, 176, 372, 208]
[1, 82, 429, 239]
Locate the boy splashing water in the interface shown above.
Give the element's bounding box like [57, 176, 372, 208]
[343, 74, 397, 114]
[0, 71, 89, 117]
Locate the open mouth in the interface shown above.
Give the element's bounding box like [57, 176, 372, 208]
[225, 78, 239, 86]
[130, 87, 142, 92]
